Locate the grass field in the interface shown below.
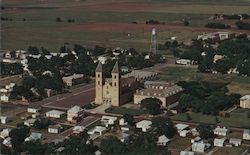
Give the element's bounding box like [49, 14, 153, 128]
[159, 66, 250, 95]
[171, 108, 250, 128]
[1, 0, 250, 51]
[168, 136, 191, 151]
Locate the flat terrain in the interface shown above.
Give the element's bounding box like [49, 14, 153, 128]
[171, 108, 250, 128]
[31, 83, 95, 110]
[159, 66, 250, 95]
[1, 0, 250, 51]
[212, 146, 249, 155]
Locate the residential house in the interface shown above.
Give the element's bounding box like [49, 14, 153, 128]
[229, 138, 242, 146]
[87, 126, 107, 135]
[25, 132, 42, 142]
[46, 110, 65, 118]
[24, 118, 36, 127]
[136, 120, 152, 132]
[243, 129, 250, 140]
[0, 128, 11, 139]
[191, 137, 201, 143]
[0, 116, 8, 124]
[175, 124, 189, 133]
[192, 141, 210, 153]
[191, 128, 199, 136]
[101, 116, 118, 127]
[27, 107, 41, 113]
[116, 132, 130, 143]
[180, 151, 195, 155]
[157, 135, 170, 146]
[214, 126, 229, 136]
[48, 124, 63, 134]
[62, 74, 84, 87]
[176, 59, 193, 65]
[214, 137, 227, 147]
[3, 137, 12, 147]
[240, 95, 250, 109]
[73, 126, 85, 135]
[67, 106, 83, 122]
[0, 94, 9, 102]
[179, 130, 190, 137]
[119, 118, 128, 126]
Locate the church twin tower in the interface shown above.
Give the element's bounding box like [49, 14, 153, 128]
[95, 61, 121, 106]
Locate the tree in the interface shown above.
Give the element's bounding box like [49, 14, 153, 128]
[126, 132, 158, 154]
[152, 117, 176, 138]
[100, 136, 127, 155]
[61, 136, 97, 154]
[9, 126, 30, 153]
[197, 124, 214, 139]
[56, 17, 62, 22]
[123, 114, 135, 126]
[183, 20, 189, 26]
[28, 46, 40, 55]
[141, 98, 161, 115]
[23, 140, 54, 155]
[34, 118, 52, 130]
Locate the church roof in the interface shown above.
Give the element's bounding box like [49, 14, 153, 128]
[96, 61, 103, 72]
[112, 61, 120, 73]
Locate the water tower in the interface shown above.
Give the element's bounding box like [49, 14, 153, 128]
[149, 28, 157, 54]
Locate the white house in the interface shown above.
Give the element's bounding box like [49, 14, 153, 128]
[176, 59, 193, 65]
[214, 126, 229, 136]
[191, 136, 201, 143]
[175, 124, 189, 132]
[87, 126, 107, 135]
[48, 124, 63, 134]
[240, 95, 250, 109]
[243, 129, 250, 140]
[3, 137, 12, 147]
[27, 107, 41, 113]
[214, 137, 227, 147]
[179, 130, 190, 137]
[46, 110, 65, 118]
[25, 132, 42, 142]
[101, 116, 118, 127]
[157, 135, 170, 146]
[24, 118, 36, 127]
[73, 126, 85, 134]
[180, 151, 194, 155]
[136, 120, 152, 132]
[116, 132, 130, 143]
[67, 106, 83, 122]
[229, 138, 242, 146]
[0, 128, 11, 139]
[0, 94, 9, 102]
[191, 128, 199, 136]
[192, 142, 210, 153]
[119, 118, 127, 126]
[121, 125, 131, 132]
[0, 116, 8, 124]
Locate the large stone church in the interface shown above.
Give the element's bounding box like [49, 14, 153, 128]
[95, 61, 138, 106]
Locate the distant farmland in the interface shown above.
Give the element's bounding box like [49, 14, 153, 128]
[1, 0, 250, 51]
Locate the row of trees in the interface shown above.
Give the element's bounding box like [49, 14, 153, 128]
[205, 22, 230, 29]
[1, 62, 23, 76]
[56, 17, 75, 23]
[236, 21, 250, 30]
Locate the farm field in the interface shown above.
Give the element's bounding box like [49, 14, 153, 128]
[1, 0, 250, 51]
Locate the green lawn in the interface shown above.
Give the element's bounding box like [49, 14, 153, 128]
[160, 66, 250, 95]
[105, 107, 146, 116]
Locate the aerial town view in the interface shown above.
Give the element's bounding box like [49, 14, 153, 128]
[0, 0, 250, 154]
